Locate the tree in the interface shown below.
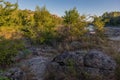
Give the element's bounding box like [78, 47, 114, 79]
[23, 6, 58, 44]
[102, 12, 120, 26]
[16, 10, 34, 26]
[63, 7, 79, 26]
[62, 8, 87, 40]
[0, 0, 18, 26]
[93, 16, 105, 31]
[34, 6, 53, 27]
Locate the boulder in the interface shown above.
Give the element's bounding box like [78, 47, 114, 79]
[26, 56, 49, 80]
[84, 50, 116, 70]
[45, 50, 116, 80]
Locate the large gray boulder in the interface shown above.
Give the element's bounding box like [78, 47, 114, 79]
[45, 50, 116, 80]
[1, 57, 50, 80]
[24, 56, 49, 80]
[84, 50, 116, 70]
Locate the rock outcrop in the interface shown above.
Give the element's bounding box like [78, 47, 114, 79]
[105, 27, 120, 37]
[1, 57, 50, 80]
[26, 57, 49, 80]
[17, 56, 50, 80]
[105, 27, 120, 41]
[45, 50, 116, 80]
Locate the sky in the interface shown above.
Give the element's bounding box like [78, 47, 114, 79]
[6, 0, 120, 16]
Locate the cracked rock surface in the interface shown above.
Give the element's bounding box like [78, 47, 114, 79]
[46, 50, 116, 80]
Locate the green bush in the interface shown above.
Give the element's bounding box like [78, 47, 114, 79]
[0, 77, 10, 80]
[0, 37, 25, 67]
[21, 25, 58, 45]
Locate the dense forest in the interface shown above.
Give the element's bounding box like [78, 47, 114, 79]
[0, 0, 120, 80]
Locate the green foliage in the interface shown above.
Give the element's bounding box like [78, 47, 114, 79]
[93, 16, 105, 31]
[21, 6, 59, 44]
[23, 26, 58, 44]
[102, 12, 120, 26]
[62, 8, 87, 40]
[63, 7, 80, 26]
[0, 77, 10, 80]
[0, 37, 25, 67]
[34, 6, 54, 27]
[0, 0, 18, 26]
[0, 0, 87, 44]
[17, 10, 34, 26]
[0, 0, 34, 27]
[0, 0, 119, 47]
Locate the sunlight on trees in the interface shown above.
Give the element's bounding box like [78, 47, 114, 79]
[63, 8, 87, 40]
[0, 0, 119, 43]
[92, 16, 105, 31]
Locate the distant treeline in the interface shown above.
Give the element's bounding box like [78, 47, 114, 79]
[102, 12, 120, 26]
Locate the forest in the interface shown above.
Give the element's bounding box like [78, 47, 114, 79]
[0, 0, 120, 80]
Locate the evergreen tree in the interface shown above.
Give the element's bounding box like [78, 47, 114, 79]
[63, 8, 87, 40]
[0, 0, 18, 26]
[93, 16, 105, 31]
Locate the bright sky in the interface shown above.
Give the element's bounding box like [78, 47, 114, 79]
[6, 0, 120, 16]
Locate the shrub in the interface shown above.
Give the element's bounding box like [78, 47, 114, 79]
[0, 37, 25, 67]
[0, 26, 22, 39]
[21, 25, 58, 45]
[63, 8, 88, 41]
[0, 77, 10, 80]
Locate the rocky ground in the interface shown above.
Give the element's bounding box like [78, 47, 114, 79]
[0, 45, 58, 80]
[1, 49, 117, 80]
[0, 27, 120, 80]
[105, 27, 120, 40]
[45, 50, 116, 80]
[105, 27, 120, 53]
